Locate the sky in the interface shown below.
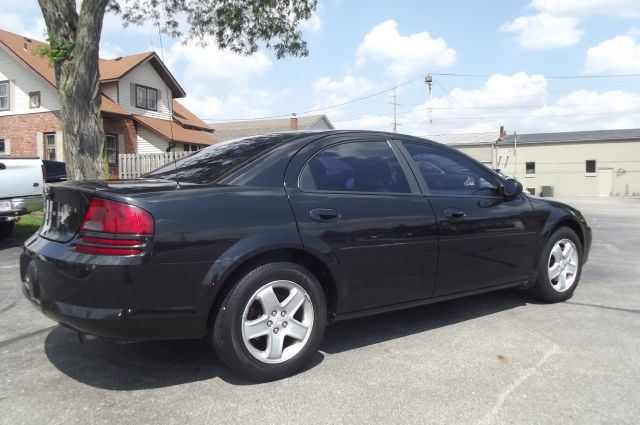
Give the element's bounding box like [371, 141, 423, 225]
[3, 0, 640, 137]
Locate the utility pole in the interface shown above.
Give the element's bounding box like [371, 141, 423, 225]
[391, 86, 399, 132]
[513, 131, 518, 179]
[425, 73, 433, 138]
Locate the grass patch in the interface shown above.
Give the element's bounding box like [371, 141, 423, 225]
[14, 210, 44, 239]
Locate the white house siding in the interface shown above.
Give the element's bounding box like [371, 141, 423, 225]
[0, 46, 59, 116]
[453, 140, 640, 197]
[101, 81, 118, 102]
[137, 126, 169, 153]
[118, 61, 172, 120]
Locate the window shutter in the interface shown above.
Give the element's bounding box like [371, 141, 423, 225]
[4, 139, 10, 155]
[118, 134, 125, 155]
[36, 133, 44, 159]
[157, 89, 162, 109]
[55, 131, 64, 161]
[9, 80, 16, 111]
[130, 83, 135, 106]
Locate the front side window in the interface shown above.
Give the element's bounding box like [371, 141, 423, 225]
[526, 161, 536, 175]
[0, 81, 9, 110]
[299, 142, 411, 194]
[135, 85, 158, 111]
[586, 160, 596, 173]
[0, 139, 5, 154]
[403, 142, 498, 196]
[44, 133, 56, 160]
[104, 134, 117, 165]
[183, 143, 200, 152]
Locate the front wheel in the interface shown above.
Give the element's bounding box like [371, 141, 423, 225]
[531, 227, 583, 303]
[212, 262, 327, 381]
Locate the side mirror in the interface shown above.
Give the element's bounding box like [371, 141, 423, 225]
[502, 178, 523, 198]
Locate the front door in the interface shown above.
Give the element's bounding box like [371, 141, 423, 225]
[400, 141, 539, 296]
[598, 168, 613, 197]
[286, 138, 438, 313]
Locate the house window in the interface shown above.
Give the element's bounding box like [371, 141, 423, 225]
[526, 187, 536, 195]
[29, 91, 41, 108]
[135, 85, 158, 111]
[44, 133, 56, 160]
[0, 81, 9, 110]
[104, 134, 117, 165]
[0, 139, 5, 154]
[525, 161, 535, 175]
[586, 160, 596, 173]
[183, 143, 201, 152]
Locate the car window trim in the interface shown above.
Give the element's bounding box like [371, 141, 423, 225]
[296, 139, 421, 196]
[399, 141, 504, 199]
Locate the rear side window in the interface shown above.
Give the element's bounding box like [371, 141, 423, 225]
[403, 142, 498, 195]
[299, 141, 411, 194]
[146, 133, 297, 184]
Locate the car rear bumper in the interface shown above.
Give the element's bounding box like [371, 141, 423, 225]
[0, 195, 43, 220]
[20, 235, 215, 341]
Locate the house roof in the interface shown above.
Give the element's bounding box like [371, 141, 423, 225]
[209, 114, 334, 142]
[432, 132, 498, 146]
[172, 100, 213, 132]
[0, 29, 185, 103]
[132, 115, 217, 146]
[440, 128, 640, 147]
[99, 52, 186, 98]
[100, 94, 128, 116]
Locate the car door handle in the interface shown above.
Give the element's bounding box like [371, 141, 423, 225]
[444, 208, 467, 219]
[309, 208, 341, 223]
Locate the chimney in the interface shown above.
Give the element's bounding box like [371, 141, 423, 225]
[289, 113, 298, 130]
[498, 125, 506, 141]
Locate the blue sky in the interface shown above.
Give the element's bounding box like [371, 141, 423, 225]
[3, 0, 640, 136]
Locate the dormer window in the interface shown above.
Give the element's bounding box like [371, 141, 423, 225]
[135, 84, 158, 111]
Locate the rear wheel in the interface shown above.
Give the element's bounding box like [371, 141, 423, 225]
[212, 262, 327, 381]
[0, 221, 15, 240]
[531, 227, 583, 303]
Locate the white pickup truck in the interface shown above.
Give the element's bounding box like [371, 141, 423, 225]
[0, 157, 47, 238]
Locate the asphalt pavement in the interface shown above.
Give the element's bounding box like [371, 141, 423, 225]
[0, 197, 638, 425]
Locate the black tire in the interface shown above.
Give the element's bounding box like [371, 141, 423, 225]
[0, 221, 15, 240]
[531, 227, 583, 303]
[212, 262, 327, 381]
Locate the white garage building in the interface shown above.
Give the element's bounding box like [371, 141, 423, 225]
[434, 129, 640, 197]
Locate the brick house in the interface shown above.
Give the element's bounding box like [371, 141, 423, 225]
[0, 29, 216, 176]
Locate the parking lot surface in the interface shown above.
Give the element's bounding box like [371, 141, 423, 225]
[1, 198, 638, 425]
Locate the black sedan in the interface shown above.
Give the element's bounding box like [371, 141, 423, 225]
[20, 130, 591, 380]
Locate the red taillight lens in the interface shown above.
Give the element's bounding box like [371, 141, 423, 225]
[80, 198, 154, 235]
[74, 198, 154, 256]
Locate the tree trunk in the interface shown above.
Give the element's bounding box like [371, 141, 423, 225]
[38, 0, 109, 180]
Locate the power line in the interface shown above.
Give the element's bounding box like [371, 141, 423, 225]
[433, 72, 640, 79]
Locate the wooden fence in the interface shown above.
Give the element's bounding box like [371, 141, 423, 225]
[118, 151, 191, 179]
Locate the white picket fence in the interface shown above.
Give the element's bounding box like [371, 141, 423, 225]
[118, 151, 191, 179]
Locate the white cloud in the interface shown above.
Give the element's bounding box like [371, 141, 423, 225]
[165, 36, 272, 89]
[584, 36, 640, 73]
[311, 75, 379, 118]
[530, 0, 640, 18]
[356, 20, 456, 77]
[329, 73, 640, 136]
[100, 42, 124, 60]
[500, 13, 583, 49]
[300, 14, 323, 33]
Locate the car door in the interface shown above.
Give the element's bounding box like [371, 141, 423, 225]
[398, 141, 539, 296]
[285, 136, 438, 313]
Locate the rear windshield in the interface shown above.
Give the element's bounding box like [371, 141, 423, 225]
[145, 133, 297, 184]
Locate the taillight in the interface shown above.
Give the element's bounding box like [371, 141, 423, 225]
[74, 198, 154, 256]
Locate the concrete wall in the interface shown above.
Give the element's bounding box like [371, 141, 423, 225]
[452, 140, 640, 197]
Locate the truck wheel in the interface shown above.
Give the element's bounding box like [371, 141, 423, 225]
[212, 262, 327, 381]
[0, 221, 15, 239]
